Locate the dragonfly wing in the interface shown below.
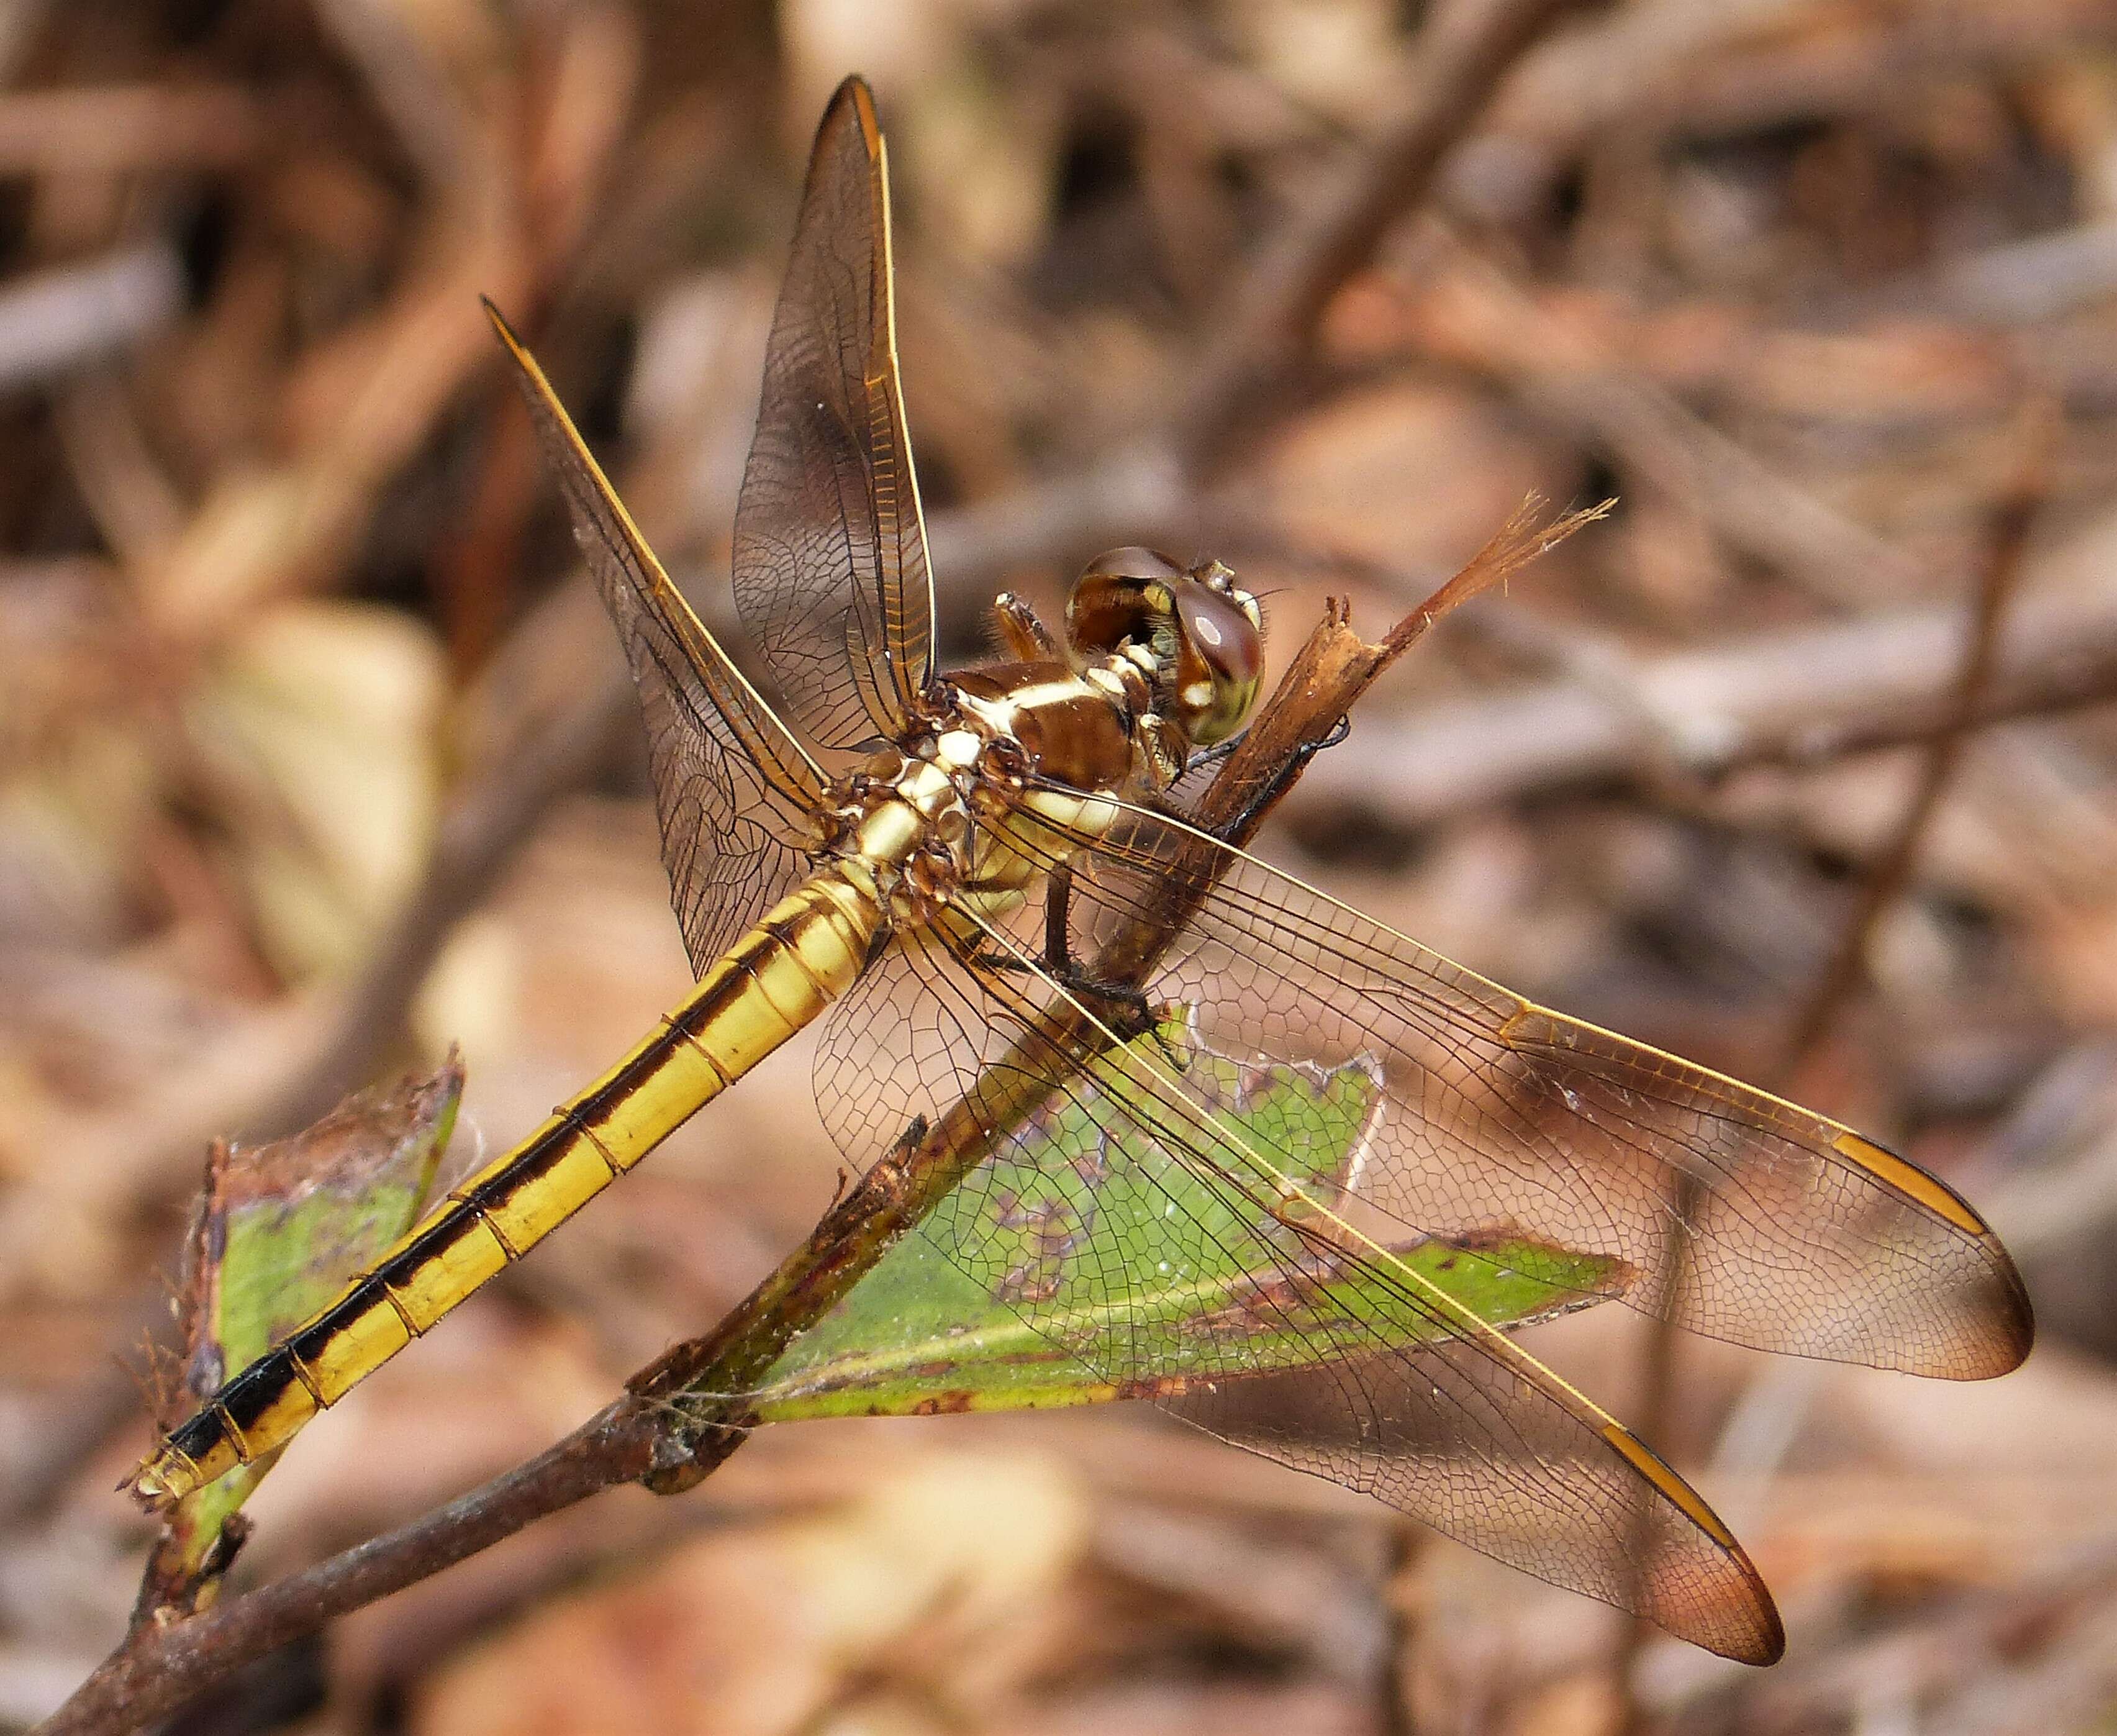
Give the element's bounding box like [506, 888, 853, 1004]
[733, 75, 936, 752]
[490, 304, 828, 971]
[1011, 792, 2034, 1381]
[812, 915, 1782, 1661]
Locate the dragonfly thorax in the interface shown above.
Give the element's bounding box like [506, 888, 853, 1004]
[814, 667, 1152, 934]
[816, 739, 978, 928]
[814, 686, 1053, 927]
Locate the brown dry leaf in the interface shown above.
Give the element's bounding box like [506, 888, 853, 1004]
[408, 1450, 1088, 1736]
[186, 599, 445, 980]
[0, 720, 160, 953]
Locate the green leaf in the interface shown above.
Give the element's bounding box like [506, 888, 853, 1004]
[152, 1053, 463, 1602]
[196, 1053, 463, 1371]
[753, 1014, 1625, 1422]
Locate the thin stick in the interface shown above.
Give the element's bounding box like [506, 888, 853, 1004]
[0, 244, 183, 393]
[1174, 0, 1579, 468]
[1408, 233, 1929, 607]
[1770, 433, 2048, 1075]
[44, 1415, 660, 1736]
[1282, 571, 2117, 827]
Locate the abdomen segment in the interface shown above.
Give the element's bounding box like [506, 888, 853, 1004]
[129, 868, 881, 1507]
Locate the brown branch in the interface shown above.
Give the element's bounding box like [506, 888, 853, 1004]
[1282, 565, 2117, 827]
[1769, 429, 2049, 1076]
[1405, 235, 1929, 606]
[1173, 0, 1579, 469]
[1443, 0, 2117, 227]
[927, 0, 1576, 592]
[0, 82, 261, 173]
[45, 1413, 661, 1735]
[43, 509, 1577, 1736]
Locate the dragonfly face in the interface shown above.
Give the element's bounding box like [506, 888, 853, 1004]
[1066, 547, 1266, 750]
[130, 73, 2032, 1669]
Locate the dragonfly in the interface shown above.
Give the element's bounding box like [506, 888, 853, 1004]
[130, 76, 2032, 1663]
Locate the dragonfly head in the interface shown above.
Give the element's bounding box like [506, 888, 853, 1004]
[1068, 547, 1264, 748]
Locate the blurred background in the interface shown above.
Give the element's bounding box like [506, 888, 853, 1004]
[5, 0, 2117, 1731]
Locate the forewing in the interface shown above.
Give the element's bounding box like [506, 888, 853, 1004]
[733, 75, 936, 752]
[490, 304, 826, 971]
[1015, 792, 2034, 1381]
[812, 917, 1782, 1663]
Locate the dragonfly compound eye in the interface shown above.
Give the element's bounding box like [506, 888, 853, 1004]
[1170, 565, 1262, 746]
[1068, 547, 1186, 660]
[1068, 548, 1262, 748]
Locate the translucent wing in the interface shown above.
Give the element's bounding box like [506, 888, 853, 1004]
[489, 304, 827, 971]
[812, 917, 1784, 1662]
[732, 75, 936, 752]
[1007, 791, 2035, 1380]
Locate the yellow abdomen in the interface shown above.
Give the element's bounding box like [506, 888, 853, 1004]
[130, 867, 882, 1507]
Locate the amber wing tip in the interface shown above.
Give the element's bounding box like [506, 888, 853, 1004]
[1664, 1550, 1785, 1665]
[827, 71, 876, 112]
[1939, 1211, 2036, 1380]
[820, 74, 881, 155]
[1718, 1530, 1787, 1666]
[1708, 1525, 1787, 1665]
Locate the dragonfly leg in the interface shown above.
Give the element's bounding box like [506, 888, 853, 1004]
[1179, 711, 1354, 841]
[1036, 865, 1174, 1055]
[992, 591, 1061, 660]
[958, 865, 1163, 1045]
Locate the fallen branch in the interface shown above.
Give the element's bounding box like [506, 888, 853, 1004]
[1400, 232, 1931, 605]
[0, 245, 183, 394]
[1284, 565, 2117, 827]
